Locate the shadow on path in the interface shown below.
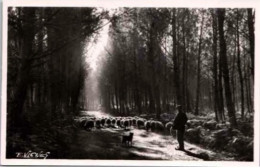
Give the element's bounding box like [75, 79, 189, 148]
[184, 150, 210, 161]
[68, 111, 235, 161]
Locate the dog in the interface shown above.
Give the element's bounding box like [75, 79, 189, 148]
[122, 132, 134, 146]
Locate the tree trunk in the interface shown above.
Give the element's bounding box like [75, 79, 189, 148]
[236, 10, 245, 119]
[218, 53, 225, 121]
[10, 8, 36, 128]
[172, 9, 183, 113]
[247, 9, 254, 79]
[133, 34, 142, 115]
[182, 12, 187, 113]
[195, 13, 204, 115]
[217, 9, 237, 127]
[212, 10, 220, 122]
[244, 67, 251, 114]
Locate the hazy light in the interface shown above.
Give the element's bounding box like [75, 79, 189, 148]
[84, 19, 111, 110]
[83, 8, 118, 110]
[85, 23, 110, 72]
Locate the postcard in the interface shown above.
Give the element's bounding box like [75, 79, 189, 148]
[1, 0, 259, 166]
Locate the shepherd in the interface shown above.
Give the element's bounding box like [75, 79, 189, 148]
[172, 106, 188, 151]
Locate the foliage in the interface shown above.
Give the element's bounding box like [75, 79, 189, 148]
[7, 7, 105, 158]
[98, 8, 254, 126]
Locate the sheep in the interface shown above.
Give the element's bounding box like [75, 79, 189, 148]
[106, 118, 112, 127]
[120, 120, 125, 127]
[124, 120, 130, 128]
[165, 122, 173, 131]
[150, 121, 156, 131]
[128, 119, 133, 127]
[109, 118, 117, 128]
[145, 121, 151, 131]
[116, 119, 122, 127]
[137, 119, 145, 128]
[112, 118, 116, 125]
[101, 118, 106, 126]
[155, 121, 164, 131]
[132, 119, 137, 126]
[95, 119, 101, 129]
[84, 120, 95, 130]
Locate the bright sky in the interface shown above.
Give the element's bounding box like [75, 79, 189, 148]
[85, 22, 110, 72]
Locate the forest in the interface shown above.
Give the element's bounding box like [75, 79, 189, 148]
[6, 7, 254, 161]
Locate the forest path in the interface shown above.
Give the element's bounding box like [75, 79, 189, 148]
[69, 111, 235, 161]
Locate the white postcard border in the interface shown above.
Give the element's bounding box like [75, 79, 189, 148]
[1, 0, 260, 166]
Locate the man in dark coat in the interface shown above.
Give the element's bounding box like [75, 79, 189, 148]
[172, 110, 188, 150]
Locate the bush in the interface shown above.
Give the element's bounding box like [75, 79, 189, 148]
[228, 135, 253, 160]
[203, 120, 217, 130]
[237, 120, 253, 137]
[185, 126, 201, 144]
[216, 123, 226, 129]
[186, 119, 204, 128]
[211, 128, 232, 149]
[7, 112, 76, 159]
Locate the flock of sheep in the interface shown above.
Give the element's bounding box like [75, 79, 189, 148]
[73, 116, 175, 133]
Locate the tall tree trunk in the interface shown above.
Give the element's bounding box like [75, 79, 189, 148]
[247, 9, 254, 79]
[172, 9, 183, 113]
[212, 10, 220, 122]
[217, 9, 237, 127]
[147, 19, 158, 115]
[182, 10, 187, 113]
[185, 12, 191, 113]
[36, 10, 44, 105]
[133, 27, 142, 115]
[195, 12, 204, 115]
[218, 53, 225, 121]
[246, 63, 253, 114]
[231, 50, 237, 111]
[236, 10, 245, 119]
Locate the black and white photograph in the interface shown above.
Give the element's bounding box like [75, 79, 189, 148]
[1, 0, 259, 166]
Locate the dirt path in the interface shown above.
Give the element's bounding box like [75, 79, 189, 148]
[68, 111, 235, 160]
